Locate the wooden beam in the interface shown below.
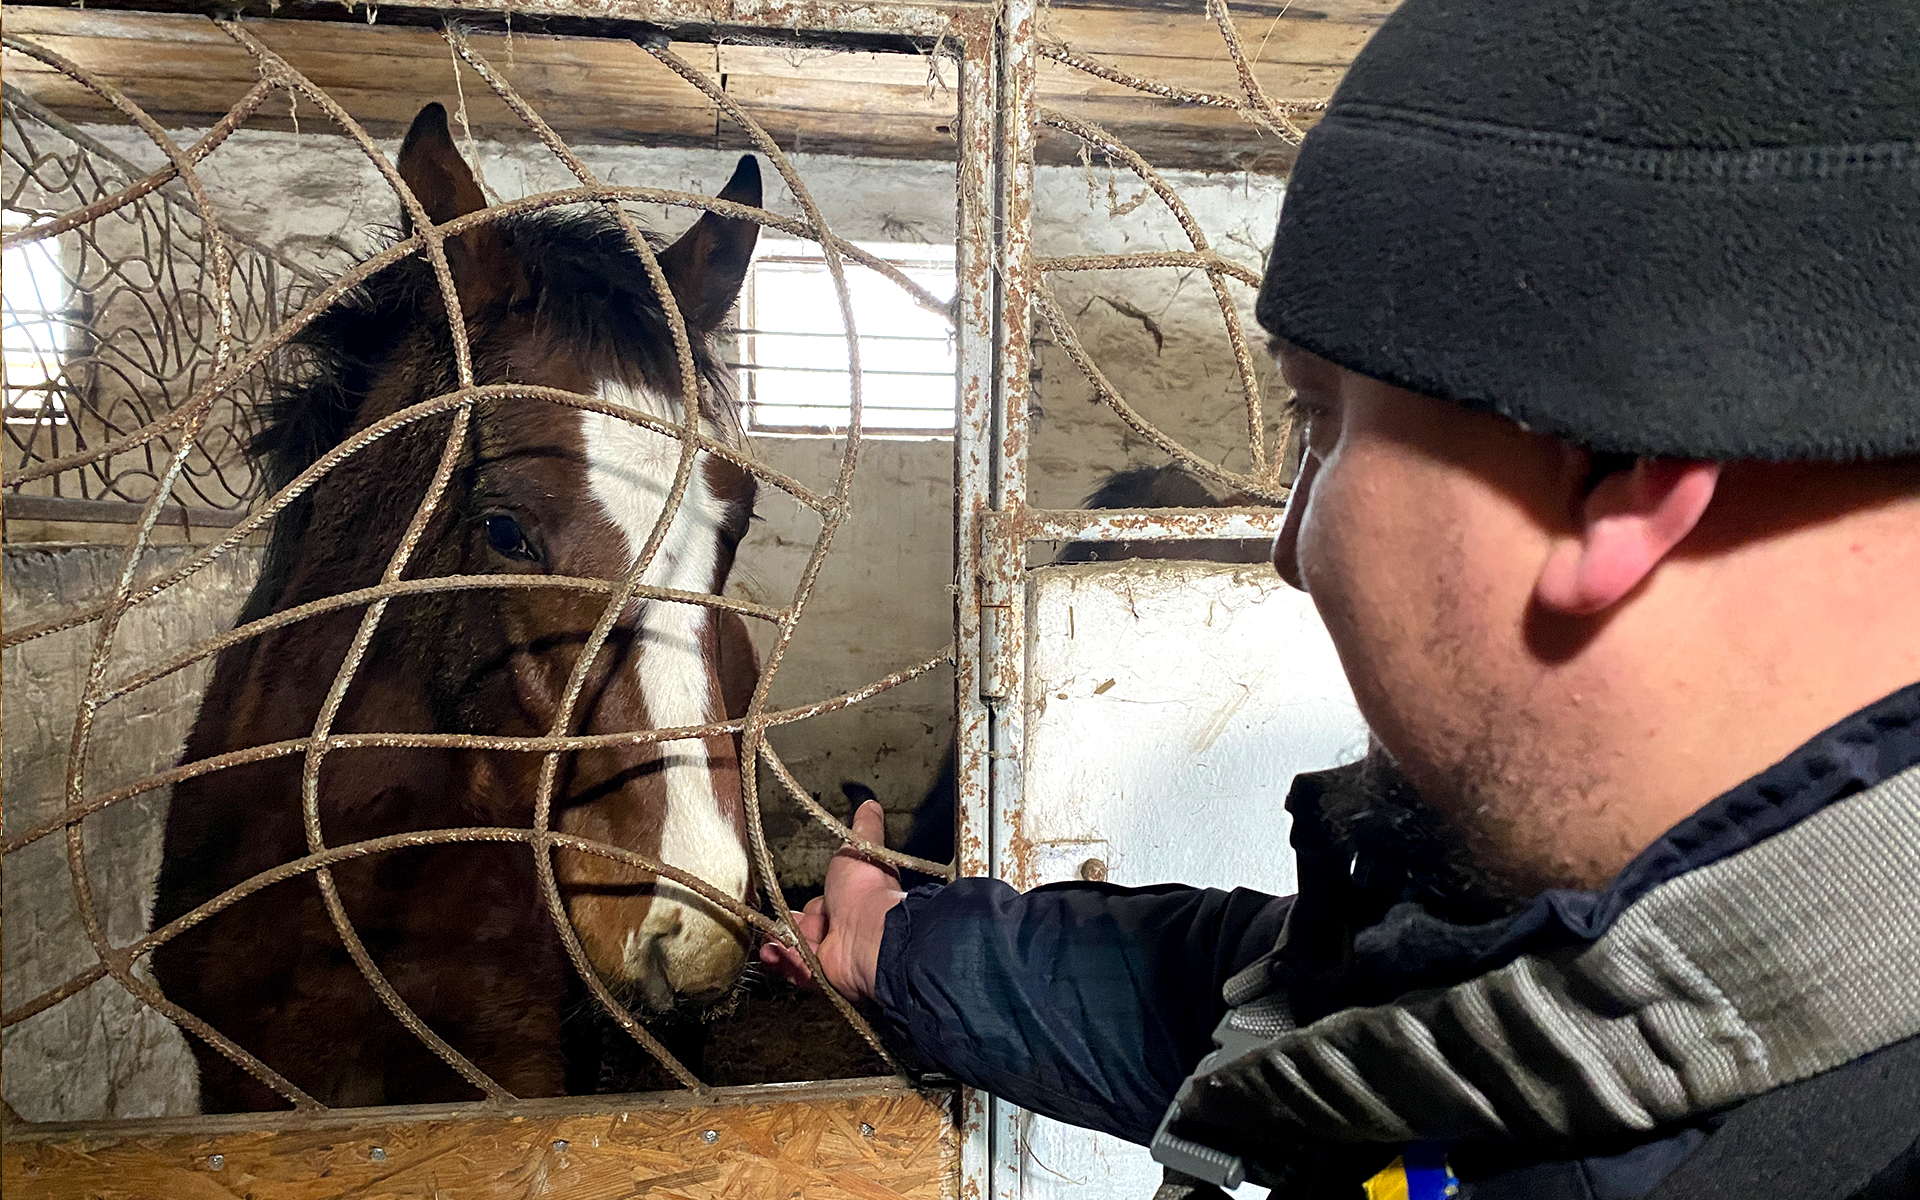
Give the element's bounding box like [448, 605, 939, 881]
[2, 1078, 957, 1200]
[3, 3, 1384, 169]
[2, 9, 725, 138]
[3, 67, 724, 145]
[0, 495, 252, 529]
[1051, 0, 1398, 22]
[1043, 5, 1380, 66]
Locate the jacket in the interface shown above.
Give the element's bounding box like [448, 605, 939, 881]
[873, 681, 1920, 1198]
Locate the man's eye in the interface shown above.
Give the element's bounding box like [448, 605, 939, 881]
[1281, 416, 1313, 485]
[1283, 390, 1332, 422]
[483, 513, 538, 562]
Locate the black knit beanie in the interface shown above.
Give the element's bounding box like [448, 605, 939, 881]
[1256, 0, 1920, 462]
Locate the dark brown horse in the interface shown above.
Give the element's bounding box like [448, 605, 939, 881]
[152, 104, 766, 1111]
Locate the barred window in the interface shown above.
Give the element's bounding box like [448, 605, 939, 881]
[2, 213, 75, 426]
[735, 239, 956, 435]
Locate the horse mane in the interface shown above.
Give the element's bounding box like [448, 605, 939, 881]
[1080, 463, 1222, 510]
[241, 207, 740, 626]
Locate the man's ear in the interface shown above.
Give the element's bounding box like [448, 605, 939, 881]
[1535, 457, 1722, 615]
[658, 155, 763, 331]
[397, 103, 517, 316]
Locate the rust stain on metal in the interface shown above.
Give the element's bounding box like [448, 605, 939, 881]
[999, 821, 1040, 892]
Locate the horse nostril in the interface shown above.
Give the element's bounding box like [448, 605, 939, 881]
[636, 933, 677, 1013]
[652, 912, 749, 1005]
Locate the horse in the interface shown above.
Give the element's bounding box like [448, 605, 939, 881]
[151, 103, 766, 1111]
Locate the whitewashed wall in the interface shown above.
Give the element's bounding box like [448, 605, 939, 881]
[1018, 561, 1367, 893]
[1, 544, 261, 1121]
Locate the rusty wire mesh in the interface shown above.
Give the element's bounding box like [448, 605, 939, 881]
[1, 0, 1312, 1118]
[1028, 0, 1317, 504]
[2, 87, 319, 513]
[0, 18, 959, 1110]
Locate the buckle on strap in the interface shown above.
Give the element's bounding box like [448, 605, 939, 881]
[1151, 1095, 1246, 1189]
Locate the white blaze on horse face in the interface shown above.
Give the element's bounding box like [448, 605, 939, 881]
[579, 381, 750, 1003]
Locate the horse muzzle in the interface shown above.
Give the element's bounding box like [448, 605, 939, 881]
[619, 895, 750, 1013]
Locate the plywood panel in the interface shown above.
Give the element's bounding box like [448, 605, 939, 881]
[2, 1080, 956, 1200]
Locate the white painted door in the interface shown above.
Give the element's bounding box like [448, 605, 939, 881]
[988, 559, 1368, 1198]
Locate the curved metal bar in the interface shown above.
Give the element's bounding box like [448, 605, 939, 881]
[445, 23, 715, 1093]
[0, 382, 826, 653]
[643, 39, 906, 1078]
[438, 188, 955, 323]
[3, 825, 789, 1034]
[100, 574, 787, 704]
[1204, 0, 1310, 145]
[763, 741, 956, 880]
[1040, 105, 1280, 487]
[5, 31, 324, 1114]
[1038, 250, 1263, 290]
[0, 77, 279, 251]
[2, 646, 954, 859]
[218, 18, 513, 1105]
[1036, 41, 1327, 123]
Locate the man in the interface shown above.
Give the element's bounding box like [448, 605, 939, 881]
[765, 1, 1920, 1195]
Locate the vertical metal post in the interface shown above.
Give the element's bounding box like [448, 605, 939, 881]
[955, 1, 1037, 1194]
[989, 0, 1038, 875]
[953, 31, 997, 887]
[953, 24, 1003, 1200]
[986, 0, 1037, 1195]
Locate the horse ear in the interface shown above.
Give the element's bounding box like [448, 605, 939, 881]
[398, 103, 489, 229]
[397, 103, 520, 315]
[658, 155, 762, 331]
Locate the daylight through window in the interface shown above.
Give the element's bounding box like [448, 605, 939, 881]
[735, 239, 956, 434]
[3, 212, 75, 426]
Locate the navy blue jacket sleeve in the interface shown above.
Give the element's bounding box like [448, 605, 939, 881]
[870, 877, 1291, 1145]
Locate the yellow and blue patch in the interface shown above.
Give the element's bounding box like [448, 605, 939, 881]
[1362, 1142, 1460, 1200]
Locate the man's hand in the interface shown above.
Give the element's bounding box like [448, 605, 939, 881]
[758, 799, 906, 1002]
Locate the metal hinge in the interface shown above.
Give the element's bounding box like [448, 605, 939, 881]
[976, 508, 1022, 701]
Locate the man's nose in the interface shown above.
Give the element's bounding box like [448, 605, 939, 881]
[1271, 451, 1318, 592]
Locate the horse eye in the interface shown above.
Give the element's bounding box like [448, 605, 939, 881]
[483, 513, 537, 562]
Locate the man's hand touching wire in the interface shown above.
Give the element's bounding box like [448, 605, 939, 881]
[758, 799, 906, 1002]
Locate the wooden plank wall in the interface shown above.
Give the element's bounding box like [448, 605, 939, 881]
[0, 0, 1397, 170]
[2, 1079, 956, 1200]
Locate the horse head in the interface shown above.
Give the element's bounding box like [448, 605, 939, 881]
[253, 104, 765, 1014]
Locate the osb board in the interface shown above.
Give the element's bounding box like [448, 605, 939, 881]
[2, 1079, 956, 1200]
[0, 1, 1396, 169]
